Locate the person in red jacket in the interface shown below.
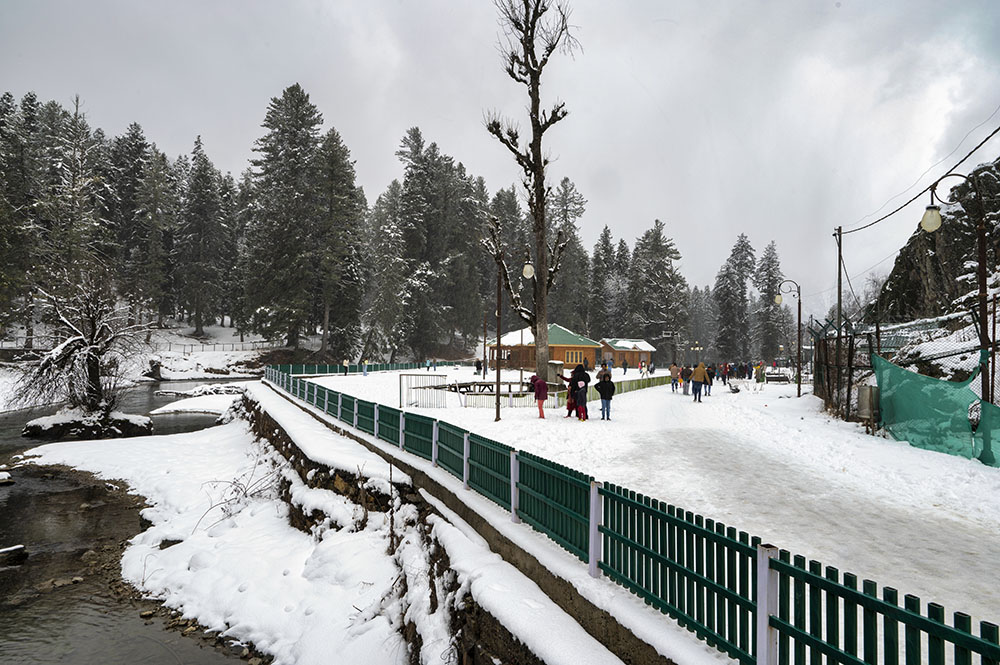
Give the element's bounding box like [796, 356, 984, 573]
[529, 375, 548, 418]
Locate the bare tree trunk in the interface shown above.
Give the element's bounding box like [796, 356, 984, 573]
[24, 292, 34, 349]
[320, 300, 330, 354]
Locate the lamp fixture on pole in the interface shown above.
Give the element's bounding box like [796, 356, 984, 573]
[690, 341, 703, 364]
[920, 171, 993, 464]
[775, 278, 802, 397]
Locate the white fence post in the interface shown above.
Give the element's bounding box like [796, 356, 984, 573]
[756, 544, 779, 665]
[431, 421, 439, 467]
[337, 393, 342, 419]
[462, 433, 471, 489]
[323, 389, 328, 413]
[353, 403, 358, 429]
[588, 481, 602, 578]
[510, 451, 520, 523]
[374, 405, 380, 438]
[399, 413, 406, 450]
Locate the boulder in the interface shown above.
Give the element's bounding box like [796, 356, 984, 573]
[22, 408, 153, 440]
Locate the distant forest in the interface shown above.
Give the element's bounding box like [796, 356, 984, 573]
[0, 84, 797, 363]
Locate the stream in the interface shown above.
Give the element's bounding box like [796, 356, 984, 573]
[0, 379, 246, 664]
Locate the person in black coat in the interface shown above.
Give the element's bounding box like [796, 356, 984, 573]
[596, 373, 615, 420]
[570, 364, 590, 420]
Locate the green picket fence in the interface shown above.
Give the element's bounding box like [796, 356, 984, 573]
[403, 412, 435, 461]
[599, 483, 759, 664]
[468, 433, 512, 508]
[339, 394, 356, 425]
[264, 366, 1000, 665]
[516, 451, 592, 562]
[766, 550, 1000, 665]
[356, 399, 376, 434]
[436, 421, 467, 480]
[377, 405, 401, 446]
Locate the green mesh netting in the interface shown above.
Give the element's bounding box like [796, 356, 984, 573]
[871, 353, 982, 460]
[974, 400, 1000, 468]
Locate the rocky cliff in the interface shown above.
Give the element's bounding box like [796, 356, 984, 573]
[875, 155, 1000, 322]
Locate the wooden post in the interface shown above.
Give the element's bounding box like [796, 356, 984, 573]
[374, 405, 380, 439]
[845, 334, 855, 421]
[398, 413, 405, 450]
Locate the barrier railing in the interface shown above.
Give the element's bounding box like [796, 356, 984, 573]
[261, 365, 1000, 665]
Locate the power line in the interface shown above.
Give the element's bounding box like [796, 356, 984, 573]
[841, 121, 1000, 235]
[850, 101, 1000, 226]
[802, 247, 899, 299]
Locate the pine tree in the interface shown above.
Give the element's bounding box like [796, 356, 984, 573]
[245, 83, 323, 346]
[312, 126, 365, 357]
[362, 180, 413, 361]
[713, 234, 756, 361]
[546, 177, 589, 332]
[627, 219, 687, 349]
[486, 185, 531, 336]
[589, 226, 615, 338]
[176, 136, 224, 337]
[108, 122, 150, 300]
[753, 241, 785, 362]
[133, 147, 180, 325]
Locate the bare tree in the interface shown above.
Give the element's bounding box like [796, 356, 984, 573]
[13, 266, 148, 414]
[485, 0, 578, 378]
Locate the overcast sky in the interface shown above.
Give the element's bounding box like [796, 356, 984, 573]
[3, 0, 1000, 320]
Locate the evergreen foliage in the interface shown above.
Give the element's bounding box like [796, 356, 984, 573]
[546, 177, 589, 332]
[753, 240, 785, 362]
[627, 219, 687, 350]
[713, 233, 756, 361]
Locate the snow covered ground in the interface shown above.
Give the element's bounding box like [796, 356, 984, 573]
[309, 367, 1000, 626]
[14, 368, 1000, 664]
[17, 386, 659, 665]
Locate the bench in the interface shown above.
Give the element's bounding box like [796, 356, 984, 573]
[765, 372, 791, 383]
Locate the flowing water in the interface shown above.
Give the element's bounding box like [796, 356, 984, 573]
[0, 380, 244, 664]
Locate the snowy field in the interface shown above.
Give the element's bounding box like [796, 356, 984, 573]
[310, 367, 1000, 627]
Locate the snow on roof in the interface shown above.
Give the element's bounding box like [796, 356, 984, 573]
[600, 338, 657, 352]
[489, 324, 600, 348]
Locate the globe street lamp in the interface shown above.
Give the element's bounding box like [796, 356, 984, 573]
[920, 171, 993, 464]
[519, 259, 534, 387]
[775, 278, 802, 397]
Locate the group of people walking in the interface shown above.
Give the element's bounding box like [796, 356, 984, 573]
[667, 360, 768, 401]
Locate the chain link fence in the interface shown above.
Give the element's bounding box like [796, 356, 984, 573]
[813, 304, 997, 422]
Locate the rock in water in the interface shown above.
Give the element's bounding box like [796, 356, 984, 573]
[0, 544, 28, 566]
[22, 408, 153, 440]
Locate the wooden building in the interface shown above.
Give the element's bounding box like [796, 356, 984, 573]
[489, 324, 602, 370]
[599, 338, 656, 368]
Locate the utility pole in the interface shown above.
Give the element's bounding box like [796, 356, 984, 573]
[835, 226, 843, 415]
[482, 313, 488, 378]
[496, 255, 503, 422]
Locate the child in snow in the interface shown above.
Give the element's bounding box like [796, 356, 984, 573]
[561, 372, 577, 417]
[596, 373, 615, 420]
[576, 379, 589, 420]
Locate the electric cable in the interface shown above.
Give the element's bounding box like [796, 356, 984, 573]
[842, 121, 1000, 235]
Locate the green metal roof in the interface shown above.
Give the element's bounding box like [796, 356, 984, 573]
[489, 323, 600, 347]
[547, 323, 601, 347]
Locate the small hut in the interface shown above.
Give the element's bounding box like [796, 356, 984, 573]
[599, 338, 657, 368]
[489, 323, 602, 370]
